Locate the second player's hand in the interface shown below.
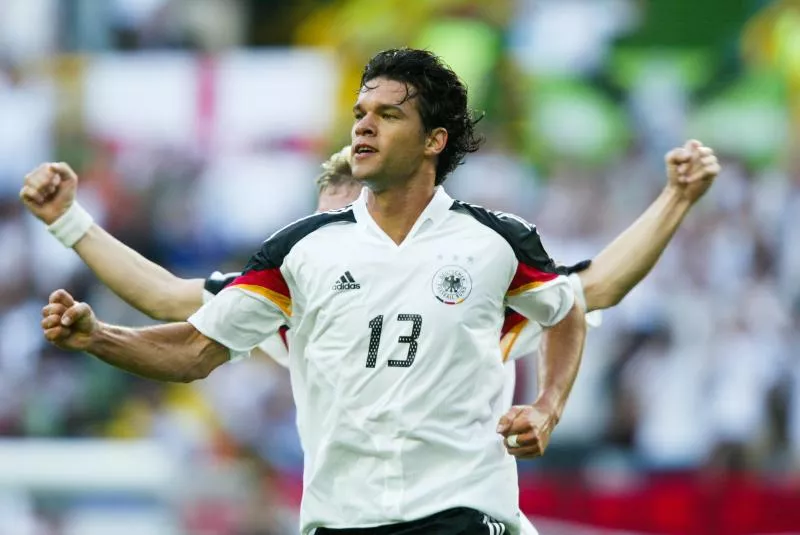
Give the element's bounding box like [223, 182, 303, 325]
[496, 403, 558, 459]
[41, 289, 98, 352]
[19, 162, 80, 224]
[664, 139, 721, 205]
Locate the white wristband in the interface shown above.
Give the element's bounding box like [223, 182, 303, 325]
[47, 202, 94, 248]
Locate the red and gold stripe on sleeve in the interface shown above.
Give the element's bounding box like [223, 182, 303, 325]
[500, 311, 528, 362]
[230, 268, 292, 316]
[506, 262, 559, 297]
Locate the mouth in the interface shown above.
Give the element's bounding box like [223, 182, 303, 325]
[353, 143, 378, 160]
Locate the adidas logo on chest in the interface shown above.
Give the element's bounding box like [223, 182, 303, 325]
[332, 271, 360, 291]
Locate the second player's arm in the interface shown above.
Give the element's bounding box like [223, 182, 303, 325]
[579, 186, 691, 311]
[580, 141, 720, 311]
[74, 225, 204, 321]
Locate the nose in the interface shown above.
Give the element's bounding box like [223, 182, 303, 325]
[354, 113, 376, 138]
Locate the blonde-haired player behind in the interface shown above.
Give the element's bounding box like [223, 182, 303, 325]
[21, 140, 720, 535]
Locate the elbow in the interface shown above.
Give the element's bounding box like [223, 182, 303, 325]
[179, 367, 211, 383]
[582, 277, 621, 312]
[179, 335, 229, 382]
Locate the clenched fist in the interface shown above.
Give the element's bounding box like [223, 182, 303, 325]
[19, 162, 80, 224]
[665, 140, 721, 204]
[496, 403, 558, 459]
[41, 289, 98, 351]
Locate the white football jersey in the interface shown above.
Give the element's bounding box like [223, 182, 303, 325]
[189, 187, 578, 534]
[203, 274, 290, 367]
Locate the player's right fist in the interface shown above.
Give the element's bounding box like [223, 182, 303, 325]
[41, 289, 98, 352]
[19, 162, 80, 225]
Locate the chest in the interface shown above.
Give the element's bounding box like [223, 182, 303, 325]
[292, 225, 513, 329]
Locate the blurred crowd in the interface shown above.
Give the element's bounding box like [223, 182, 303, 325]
[1, 0, 799, 533]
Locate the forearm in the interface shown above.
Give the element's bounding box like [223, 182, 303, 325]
[74, 225, 204, 321]
[86, 322, 229, 382]
[534, 302, 586, 420]
[580, 186, 691, 311]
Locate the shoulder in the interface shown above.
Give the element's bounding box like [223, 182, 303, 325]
[449, 200, 558, 271]
[204, 271, 241, 297]
[248, 207, 357, 270]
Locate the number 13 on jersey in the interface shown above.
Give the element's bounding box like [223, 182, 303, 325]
[365, 314, 423, 368]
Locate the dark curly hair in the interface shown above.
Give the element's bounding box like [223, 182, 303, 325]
[360, 48, 483, 185]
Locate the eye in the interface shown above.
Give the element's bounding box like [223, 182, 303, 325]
[382, 113, 398, 120]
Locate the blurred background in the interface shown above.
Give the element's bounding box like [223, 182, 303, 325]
[1, 0, 799, 533]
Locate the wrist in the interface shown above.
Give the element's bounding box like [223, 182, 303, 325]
[533, 392, 564, 424]
[662, 184, 695, 212]
[47, 202, 94, 248]
[82, 321, 106, 353]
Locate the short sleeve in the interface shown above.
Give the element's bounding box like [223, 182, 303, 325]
[189, 244, 292, 361]
[504, 224, 575, 326]
[189, 287, 288, 361]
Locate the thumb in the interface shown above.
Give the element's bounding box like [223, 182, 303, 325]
[61, 302, 92, 327]
[48, 162, 78, 184]
[497, 406, 524, 434]
[665, 148, 691, 165]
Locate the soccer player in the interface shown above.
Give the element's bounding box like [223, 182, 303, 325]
[21, 139, 718, 393]
[30, 49, 720, 534]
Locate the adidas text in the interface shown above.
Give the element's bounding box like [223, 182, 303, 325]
[332, 281, 361, 291]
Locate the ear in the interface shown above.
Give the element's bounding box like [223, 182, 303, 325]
[424, 127, 448, 157]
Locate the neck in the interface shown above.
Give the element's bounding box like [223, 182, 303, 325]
[366, 174, 436, 245]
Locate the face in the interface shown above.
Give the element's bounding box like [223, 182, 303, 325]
[316, 183, 362, 212]
[351, 77, 444, 190]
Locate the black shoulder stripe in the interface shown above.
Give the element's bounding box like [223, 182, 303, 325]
[204, 271, 241, 296]
[244, 208, 357, 272]
[562, 259, 591, 274]
[450, 200, 567, 275]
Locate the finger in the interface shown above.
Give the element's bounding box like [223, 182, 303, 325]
[506, 445, 544, 459]
[42, 173, 61, 196]
[61, 302, 91, 327]
[27, 165, 56, 191]
[19, 185, 45, 205]
[44, 326, 72, 342]
[42, 314, 64, 330]
[684, 139, 702, 151]
[700, 155, 718, 166]
[687, 163, 721, 183]
[665, 148, 691, 165]
[503, 413, 537, 436]
[49, 289, 76, 308]
[497, 406, 524, 434]
[505, 429, 541, 449]
[42, 303, 67, 318]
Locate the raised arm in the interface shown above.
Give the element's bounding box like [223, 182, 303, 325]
[20, 163, 203, 321]
[580, 140, 721, 311]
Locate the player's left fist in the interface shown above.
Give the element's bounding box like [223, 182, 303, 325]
[664, 139, 721, 204]
[496, 403, 557, 459]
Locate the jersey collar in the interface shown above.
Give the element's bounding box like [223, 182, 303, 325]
[352, 186, 454, 245]
[353, 186, 454, 226]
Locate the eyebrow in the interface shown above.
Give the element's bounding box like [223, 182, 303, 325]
[352, 103, 406, 115]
